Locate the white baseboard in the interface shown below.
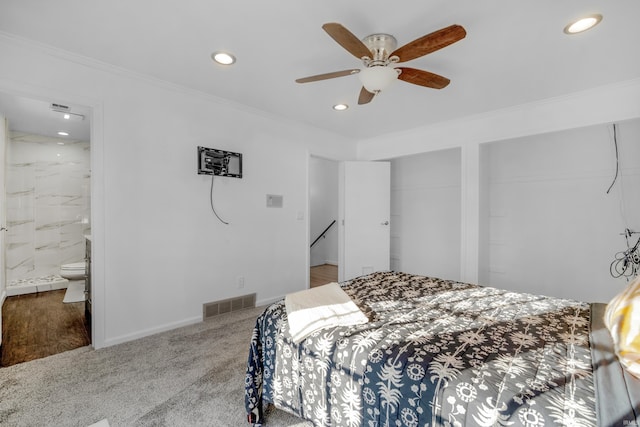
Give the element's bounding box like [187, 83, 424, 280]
[310, 261, 338, 267]
[256, 294, 284, 307]
[102, 294, 290, 347]
[102, 315, 202, 348]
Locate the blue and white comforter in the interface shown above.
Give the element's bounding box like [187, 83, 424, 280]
[245, 272, 595, 427]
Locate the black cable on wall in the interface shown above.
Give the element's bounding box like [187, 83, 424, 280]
[210, 173, 229, 225]
[606, 123, 619, 194]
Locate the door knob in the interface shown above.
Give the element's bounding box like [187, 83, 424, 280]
[381, 221, 389, 225]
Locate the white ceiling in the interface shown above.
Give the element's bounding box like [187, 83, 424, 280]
[0, 0, 639, 141]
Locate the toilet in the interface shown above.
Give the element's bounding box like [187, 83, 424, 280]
[60, 262, 86, 281]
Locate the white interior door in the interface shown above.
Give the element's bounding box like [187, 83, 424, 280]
[339, 161, 390, 281]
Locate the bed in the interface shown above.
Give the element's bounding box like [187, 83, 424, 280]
[245, 271, 640, 426]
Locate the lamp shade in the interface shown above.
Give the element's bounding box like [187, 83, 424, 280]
[358, 66, 398, 93]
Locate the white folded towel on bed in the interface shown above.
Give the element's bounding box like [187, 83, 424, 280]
[285, 282, 368, 344]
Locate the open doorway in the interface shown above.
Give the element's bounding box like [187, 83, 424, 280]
[0, 92, 92, 366]
[309, 156, 339, 288]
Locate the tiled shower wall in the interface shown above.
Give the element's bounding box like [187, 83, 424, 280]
[5, 131, 90, 283]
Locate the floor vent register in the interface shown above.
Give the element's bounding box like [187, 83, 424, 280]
[202, 293, 256, 319]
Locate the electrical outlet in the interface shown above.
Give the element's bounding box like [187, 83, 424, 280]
[237, 276, 245, 289]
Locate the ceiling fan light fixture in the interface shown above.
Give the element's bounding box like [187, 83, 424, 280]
[564, 14, 602, 34]
[295, 22, 466, 105]
[358, 66, 398, 93]
[211, 51, 236, 65]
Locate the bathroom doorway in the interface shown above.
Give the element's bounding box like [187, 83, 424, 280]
[0, 92, 92, 365]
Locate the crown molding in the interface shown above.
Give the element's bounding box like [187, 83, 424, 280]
[358, 77, 640, 160]
[0, 31, 352, 145]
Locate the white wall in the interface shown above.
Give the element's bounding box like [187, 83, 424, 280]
[483, 119, 640, 302]
[390, 149, 461, 280]
[358, 78, 640, 161]
[358, 80, 640, 302]
[309, 157, 338, 267]
[0, 34, 357, 348]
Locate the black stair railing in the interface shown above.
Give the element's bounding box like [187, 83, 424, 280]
[310, 220, 336, 248]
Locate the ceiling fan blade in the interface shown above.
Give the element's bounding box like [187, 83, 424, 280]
[358, 87, 375, 105]
[391, 24, 466, 63]
[397, 67, 450, 89]
[322, 23, 372, 59]
[296, 69, 360, 84]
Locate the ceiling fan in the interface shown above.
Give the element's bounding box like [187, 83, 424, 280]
[296, 23, 466, 105]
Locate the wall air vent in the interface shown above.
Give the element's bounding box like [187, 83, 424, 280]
[202, 293, 256, 320]
[50, 103, 71, 113]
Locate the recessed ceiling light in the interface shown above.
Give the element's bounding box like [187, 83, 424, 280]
[564, 14, 602, 34]
[57, 142, 65, 145]
[53, 110, 84, 121]
[333, 104, 349, 111]
[57, 131, 69, 136]
[211, 51, 236, 65]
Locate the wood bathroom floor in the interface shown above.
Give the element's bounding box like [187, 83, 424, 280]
[0, 289, 90, 367]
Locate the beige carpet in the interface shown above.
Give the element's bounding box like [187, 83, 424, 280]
[0, 306, 313, 427]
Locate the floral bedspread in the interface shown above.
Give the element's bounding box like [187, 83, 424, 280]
[245, 272, 596, 426]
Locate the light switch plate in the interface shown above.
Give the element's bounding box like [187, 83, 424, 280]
[266, 194, 283, 208]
